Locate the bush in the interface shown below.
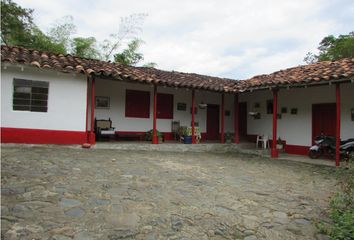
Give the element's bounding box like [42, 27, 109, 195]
[318, 155, 354, 239]
[145, 129, 163, 141]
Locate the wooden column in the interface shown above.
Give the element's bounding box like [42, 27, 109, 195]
[221, 93, 225, 143]
[191, 89, 196, 144]
[234, 93, 240, 144]
[271, 89, 279, 158]
[335, 83, 341, 166]
[152, 85, 158, 144]
[90, 77, 96, 144]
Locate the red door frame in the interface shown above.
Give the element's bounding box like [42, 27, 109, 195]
[206, 104, 220, 140]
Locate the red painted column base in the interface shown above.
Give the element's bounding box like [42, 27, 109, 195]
[152, 135, 159, 144]
[88, 132, 96, 145]
[271, 148, 279, 158]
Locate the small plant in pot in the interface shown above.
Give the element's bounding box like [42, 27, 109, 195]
[145, 129, 163, 142]
[183, 127, 193, 144]
[276, 137, 284, 150]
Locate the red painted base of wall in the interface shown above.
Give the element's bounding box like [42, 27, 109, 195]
[116, 131, 174, 141]
[247, 134, 309, 156]
[284, 144, 309, 156]
[1, 127, 87, 144]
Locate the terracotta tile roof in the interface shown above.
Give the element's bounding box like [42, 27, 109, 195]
[240, 58, 354, 90]
[1, 45, 239, 92]
[1, 45, 353, 93]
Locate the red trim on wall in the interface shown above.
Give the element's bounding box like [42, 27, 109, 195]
[1, 127, 86, 144]
[115, 131, 174, 141]
[284, 144, 309, 156]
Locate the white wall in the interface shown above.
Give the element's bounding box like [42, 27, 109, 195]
[1, 66, 87, 131]
[239, 83, 354, 146]
[94, 78, 235, 133]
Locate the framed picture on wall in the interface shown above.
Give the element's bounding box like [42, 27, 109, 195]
[177, 103, 187, 111]
[281, 107, 287, 114]
[291, 108, 298, 115]
[95, 96, 110, 109]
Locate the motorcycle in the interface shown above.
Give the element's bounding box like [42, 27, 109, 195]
[308, 135, 354, 160]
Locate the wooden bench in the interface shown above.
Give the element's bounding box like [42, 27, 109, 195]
[94, 118, 116, 141]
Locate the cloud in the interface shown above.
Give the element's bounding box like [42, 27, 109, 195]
[15, 0, 354, 79]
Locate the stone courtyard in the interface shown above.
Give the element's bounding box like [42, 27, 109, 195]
[1, 145, 335, 239]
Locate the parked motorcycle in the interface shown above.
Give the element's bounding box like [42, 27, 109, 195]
[308, 135, 354, 160]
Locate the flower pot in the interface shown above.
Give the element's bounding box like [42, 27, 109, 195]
[184, 136, 192, 144]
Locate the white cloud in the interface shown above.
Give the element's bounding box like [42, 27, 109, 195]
[14, 0, 354, 79]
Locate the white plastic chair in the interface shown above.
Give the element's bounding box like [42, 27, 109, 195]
[256, 135, 269, 149]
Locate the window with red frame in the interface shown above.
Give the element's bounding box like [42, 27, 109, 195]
[125, 90, 150, 118]
[157, 93, 174, 119]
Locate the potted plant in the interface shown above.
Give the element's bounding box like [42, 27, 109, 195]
[183, 127, 193, 144]
[276, 137, 284, 150]
[145, 129, 163, 142]
[225, 132, 232, 143]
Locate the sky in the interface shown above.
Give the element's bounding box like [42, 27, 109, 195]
[14, 0, 354, 79]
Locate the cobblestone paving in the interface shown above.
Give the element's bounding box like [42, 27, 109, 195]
[1, 145, 335, 239]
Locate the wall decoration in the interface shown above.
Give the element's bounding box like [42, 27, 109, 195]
[266, 100, 273, 114]
[177, 103, 187, 111]
[254, 102, 260, 108]
[351, 108, 354, 121]
[281, 107, 287, 114]
[225, 110, 230, 116]
[95, 96, 110, 109]
[291, 108, 298, 115]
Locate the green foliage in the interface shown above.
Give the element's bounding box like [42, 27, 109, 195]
[72, 37, 100, 59]
[145, 129, 163, 141]
[304, 32, 354, 64]
[317, 155, 354, 239]
[1, 0, 34, 46]
[47, 15, 76, 53]
[100, 13, 147, 61]
[114, 39, 144, 65]
[1, 0, 154, 65]
[143, 62, 158, 68]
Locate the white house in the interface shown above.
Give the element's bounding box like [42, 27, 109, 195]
[1, 45, 353, 165]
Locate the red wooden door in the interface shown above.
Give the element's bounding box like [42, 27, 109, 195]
[157, 93, 173, 119]
[207, 104, 220, 140]
[239, 102, 247, 138]
[312, 103, 336, 142]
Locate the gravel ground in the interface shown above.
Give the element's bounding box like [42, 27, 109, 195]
[1, 145, 335, 239]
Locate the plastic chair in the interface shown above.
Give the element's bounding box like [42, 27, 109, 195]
[256, 135, 269, 149]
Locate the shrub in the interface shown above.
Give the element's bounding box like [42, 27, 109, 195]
[318, 155, 354, 239]
[145, 129, 163, 141]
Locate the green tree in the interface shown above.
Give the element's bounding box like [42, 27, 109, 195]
[101, 13, 147, 61]
[72, 37, 99, 59]
[47, 15, 76, 53]
[114, 39, 144, 65]
[1, 0, 34, 46]
[304, 32, 354, 64]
